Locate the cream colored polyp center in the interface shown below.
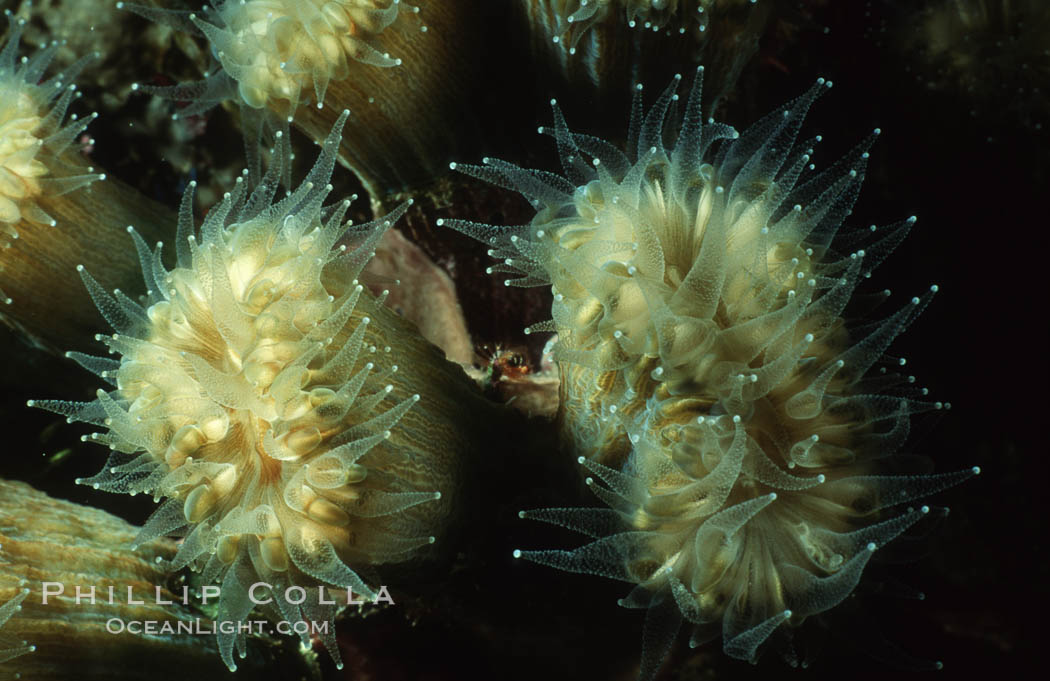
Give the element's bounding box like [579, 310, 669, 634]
[0, 85, 48, 226]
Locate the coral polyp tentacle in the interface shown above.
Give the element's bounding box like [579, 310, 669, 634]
[0, 586, 32, 666]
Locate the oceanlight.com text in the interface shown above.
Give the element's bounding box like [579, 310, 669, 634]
[104, 618, 331, 636]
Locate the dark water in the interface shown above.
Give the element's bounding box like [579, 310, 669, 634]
[1, 1, 1044, 680]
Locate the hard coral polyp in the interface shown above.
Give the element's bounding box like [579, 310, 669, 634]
[0, 13, 177, 354]
[31, 111, 467, 671]
[447, 70, 978, 678]
[0, 13, 102, 279]
[0, 13, 101, 237]
[124, 0, 414, 185]
[194, 0, 405, 113]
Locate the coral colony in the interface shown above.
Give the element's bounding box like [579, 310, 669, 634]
[0, 1, 987, 679]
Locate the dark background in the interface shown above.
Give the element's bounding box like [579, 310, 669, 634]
[1, 1, 1045, 680]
